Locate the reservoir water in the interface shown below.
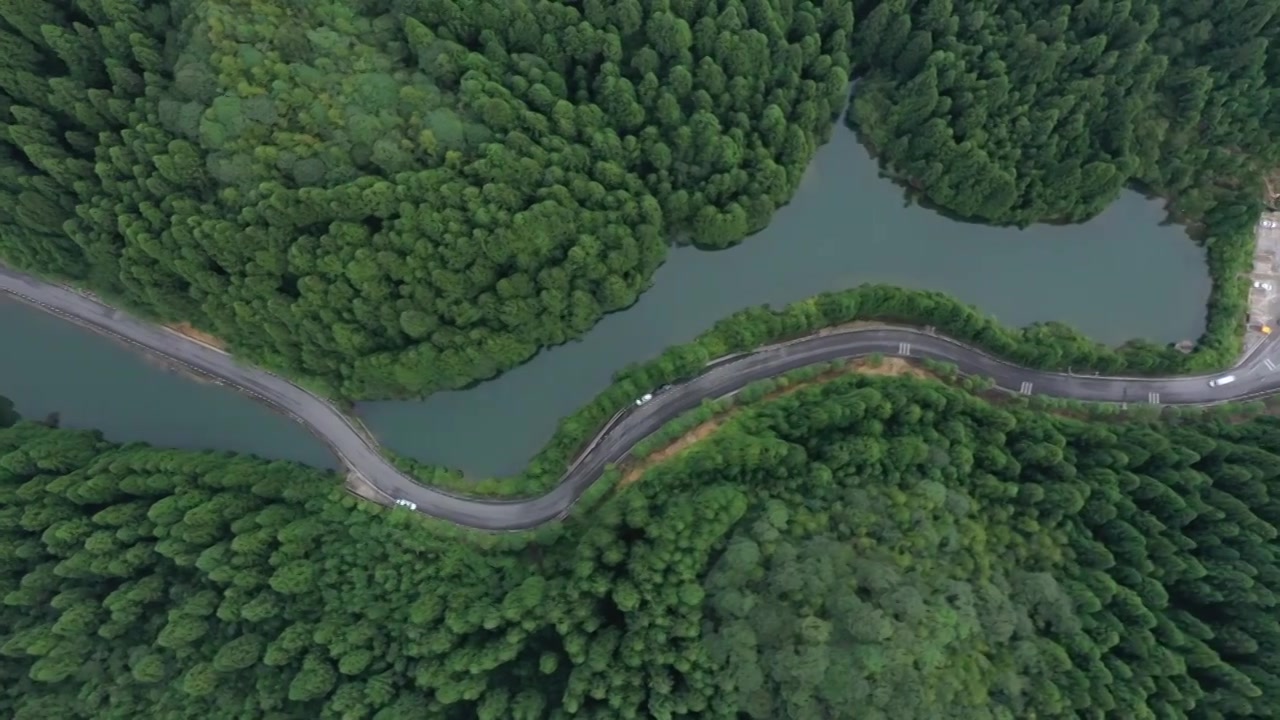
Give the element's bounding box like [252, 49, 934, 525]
[0, 123, 1211, 476]
[0, 297, 337, 468]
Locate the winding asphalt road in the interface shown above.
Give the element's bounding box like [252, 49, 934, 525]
[4, 265, 1280, 530]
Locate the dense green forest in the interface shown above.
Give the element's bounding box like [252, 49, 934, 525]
[0, 0, 849, 397]
[5, 370, 1280, 719]
[851, 0, 1276, 226]
[0, 0, 1269, 397]
[846, 0, 1273, 361]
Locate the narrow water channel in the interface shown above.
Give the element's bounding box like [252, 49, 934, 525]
[0, 298, 337, 468]
[0, 122, 1210, 475]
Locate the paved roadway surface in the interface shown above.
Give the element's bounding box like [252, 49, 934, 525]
[4, 265, 1280, 530]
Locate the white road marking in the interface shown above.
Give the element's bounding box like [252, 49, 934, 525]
[898, 342, 910, 355]
[1148, 392, 1160, 404]
[1266, 358, 1276, 371]
[1019, 381, 1033, 395]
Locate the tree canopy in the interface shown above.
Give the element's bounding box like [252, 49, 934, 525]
[0, 0, 1274, 396]
[0, 0, 850, 398]
[3, 372, 1280, 718]
[850, 0, 1279, 227]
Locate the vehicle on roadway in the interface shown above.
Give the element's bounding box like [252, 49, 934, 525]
[1209, 375, 1237, 388]
[634, 392, 654, 406]
[12, 261, 1280, 530]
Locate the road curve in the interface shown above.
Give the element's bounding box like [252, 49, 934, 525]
[3, 265, 1279, 530]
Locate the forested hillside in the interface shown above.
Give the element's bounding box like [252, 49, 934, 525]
[4, 374, 1280, 719]
[852, 0, 1278, 227]
[0, 0, 1274, 395]
[0, 0, 849, 397]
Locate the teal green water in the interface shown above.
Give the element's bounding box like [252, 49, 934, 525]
[0, 298, 337, 468]
[1, 123, 1210, 475]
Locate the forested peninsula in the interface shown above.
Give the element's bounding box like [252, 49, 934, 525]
[4, 369, 1280, 719]
[0, 0, 1273, 398]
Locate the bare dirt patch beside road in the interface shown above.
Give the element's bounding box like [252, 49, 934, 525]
[850, 356, 935, 379]
[166, 322, 228, 351]
[615, 357, 940, 489]
[345, 471, 386, 503]
[617, 419, 726, 490]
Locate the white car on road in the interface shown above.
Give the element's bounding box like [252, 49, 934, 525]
[634, 393, 654, 406]
[394, 498, 417, 511]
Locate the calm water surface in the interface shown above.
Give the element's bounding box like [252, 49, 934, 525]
[1, 123, 1210, 475]
[0, 300, 337, 469]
